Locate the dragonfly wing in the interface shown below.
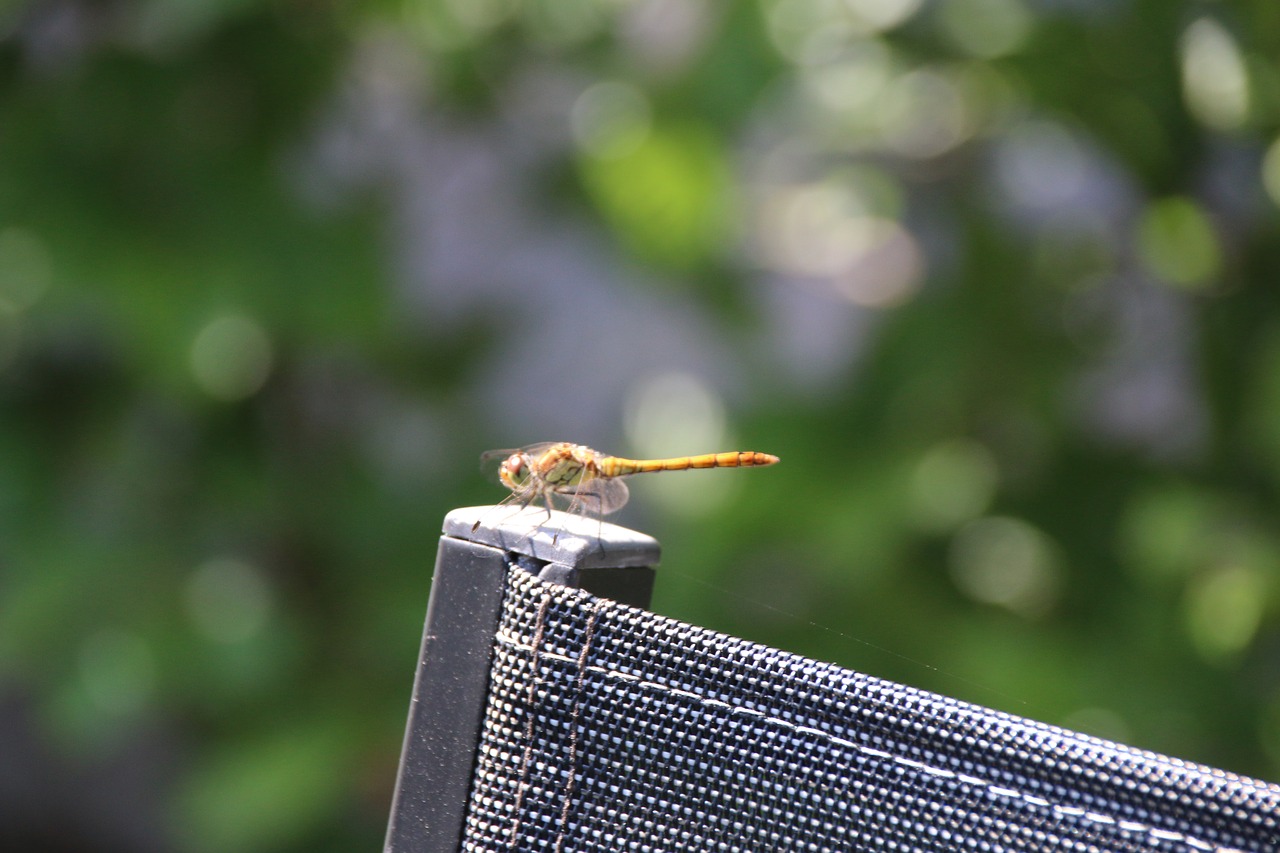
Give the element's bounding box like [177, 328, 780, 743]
[479, 448, 518, 484]
[570, 477, 630, 516]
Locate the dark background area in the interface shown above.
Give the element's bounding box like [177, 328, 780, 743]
[2, 0, 1279, 850]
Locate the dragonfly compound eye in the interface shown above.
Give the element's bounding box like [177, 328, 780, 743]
[500, 454, 529, 489]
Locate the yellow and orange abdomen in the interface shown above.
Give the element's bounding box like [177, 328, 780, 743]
[599, 451, 779, 477]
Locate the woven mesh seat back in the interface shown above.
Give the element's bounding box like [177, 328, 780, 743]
[460, 569, 1280, 853]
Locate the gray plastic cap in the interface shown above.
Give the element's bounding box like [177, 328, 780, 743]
[443, 506, 661, 570]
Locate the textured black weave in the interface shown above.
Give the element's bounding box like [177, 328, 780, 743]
[460, 567, 1280, 852]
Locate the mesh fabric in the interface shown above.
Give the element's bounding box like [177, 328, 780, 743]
[460, 567, 1280, 852]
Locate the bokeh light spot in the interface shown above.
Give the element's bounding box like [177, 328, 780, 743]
[846, 0, 923, 34]
[402, 0, 519, 47]
[571, 81, 653, 160]
[1119, 485, 1207, 585]
[759, 178, 922, 307]
[1180, 18, 1249, 131]
[1184, 564, 1265, 661]
[937, 0, 1033, 59]
[949, 516, 1061, 617]
[617, 0, 716, 74]
[764, 0, 852, 64]
[186, 558, 274, 645]
[579, 122, 731, 268]
[0, 227, 52, 312]
[79, 629, 156, 717]
[190, 314, 274, 401]
[444, 0, 518, 36]
[624, 372, 734, 514]
[1137, 197, 1220, 289]
[801, 41, 894, 119]
[878, 69, 968, 158]
[909, 438, 998, 532]
[1262, 137, 1280, 210]
[625, 371, 727, 461]
[523, 0, 606, 47]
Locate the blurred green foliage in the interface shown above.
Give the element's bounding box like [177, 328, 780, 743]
[2, 0, 1280, 850]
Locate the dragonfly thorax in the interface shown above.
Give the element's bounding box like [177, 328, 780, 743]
[499, 444, 598, 494]
[500, 447, 595, 491]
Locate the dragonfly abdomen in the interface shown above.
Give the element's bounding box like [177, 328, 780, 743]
[601, 451, 779, 476]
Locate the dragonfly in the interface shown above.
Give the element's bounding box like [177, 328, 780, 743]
[475, 442, 779, 531]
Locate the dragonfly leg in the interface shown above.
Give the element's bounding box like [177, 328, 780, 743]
[474, 490, 517, 531]
[592, 516, 610, 559]
[543, 494, 560, 544]
[473, 488, 533, 531]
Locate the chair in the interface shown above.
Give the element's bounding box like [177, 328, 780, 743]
[385, 507, 1280, 852]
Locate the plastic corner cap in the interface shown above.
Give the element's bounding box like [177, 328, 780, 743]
[443, 506, 661, 570]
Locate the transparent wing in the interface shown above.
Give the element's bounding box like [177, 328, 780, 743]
[568, 477, 630, 516]
[478, 448, 516, 485]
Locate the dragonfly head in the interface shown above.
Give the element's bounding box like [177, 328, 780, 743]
[498, 452, 531, 490]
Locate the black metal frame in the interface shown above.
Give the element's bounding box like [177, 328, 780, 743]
[383, 507, 661, 853]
